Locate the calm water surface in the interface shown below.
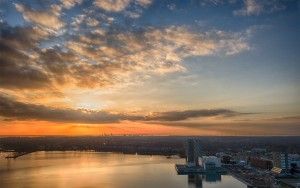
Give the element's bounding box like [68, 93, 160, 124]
[0, 151, 246, 188]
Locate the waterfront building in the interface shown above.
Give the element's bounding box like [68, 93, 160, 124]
[202, 156, 221, 170]
[186, 139, 195, 166]
[186, 139, 202, 167]
[272, 153, 300, 170]
[176, 139, 226, 175]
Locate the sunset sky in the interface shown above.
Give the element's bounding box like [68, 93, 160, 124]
[0, 0, 299, 136]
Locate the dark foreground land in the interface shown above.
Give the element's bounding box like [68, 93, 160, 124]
[1, 136, 299, 156]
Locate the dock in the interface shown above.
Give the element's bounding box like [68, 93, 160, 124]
[175, 164, 227, 175]
[5, 151, 34, 159]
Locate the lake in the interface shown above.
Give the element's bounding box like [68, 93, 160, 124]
[0, 151, 247, 188]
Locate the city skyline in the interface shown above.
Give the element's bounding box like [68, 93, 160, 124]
[0, 0, 299, 136]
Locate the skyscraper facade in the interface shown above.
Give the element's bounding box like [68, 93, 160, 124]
[186, 139, 202, 166]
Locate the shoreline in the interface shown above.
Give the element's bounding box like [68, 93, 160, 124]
[5, 151, 35, 159]
[1, 150, 184, 159]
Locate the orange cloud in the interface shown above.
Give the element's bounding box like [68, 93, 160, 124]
[94, 0, 152, 12]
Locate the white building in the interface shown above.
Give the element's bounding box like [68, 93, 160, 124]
[201, 156, 221, 170]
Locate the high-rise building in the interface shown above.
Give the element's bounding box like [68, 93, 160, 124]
[272, 152, 300, 170]
[186, 139, 202, 166]
[186, 139, 195, 166]
[194, 139, 202, 165]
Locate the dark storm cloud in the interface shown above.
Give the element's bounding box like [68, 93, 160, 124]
[0, 21, 136, 90]
[269, 116, 300, 121]
[144, 109, 241, 121]
[38, 48, 74, 85]
[0, 95, 245, 124]
[156, 121, 300, 136]
[255, 116, 300, 122]
[0, 23, 51, 89]
[0, 95, 138, 123]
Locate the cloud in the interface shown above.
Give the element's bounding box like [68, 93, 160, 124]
[94, 0, 152, 12]
[136, 0, 152, 7]
[260, 116, 300, 122]
[144, 109, 242, 121]
[234, 0, 286, 16]
[86, 17, 99, 27]
[199, 0, 225, 6]
[60, 0, 83, 9]
[0, 21, 250, 91]
[167, 4, 176, 10]
[274, 116, 300, 121]
[124, 10, 143, 18]
[66, 26, 249, 84]
[15, 3, 64, 31]
[0, 94, 136, 123]
[234, 0, 262, 16]
[38, 48, 76, 85]
[157, 122, 300, 136]
[0, 94, 244, 123]
[94, 0, 131, 12]
[0, 23, 51, 89]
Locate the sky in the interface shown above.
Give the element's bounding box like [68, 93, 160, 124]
[0, 0, 299, 136]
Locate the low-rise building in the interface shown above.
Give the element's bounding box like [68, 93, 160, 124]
[249, 157, 273, 170]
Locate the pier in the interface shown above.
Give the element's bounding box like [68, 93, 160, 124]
[175, 164, 227, 175]
[5, 151, 34, 159]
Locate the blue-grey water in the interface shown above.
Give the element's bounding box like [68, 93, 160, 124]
[0, 151, 246, 188]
